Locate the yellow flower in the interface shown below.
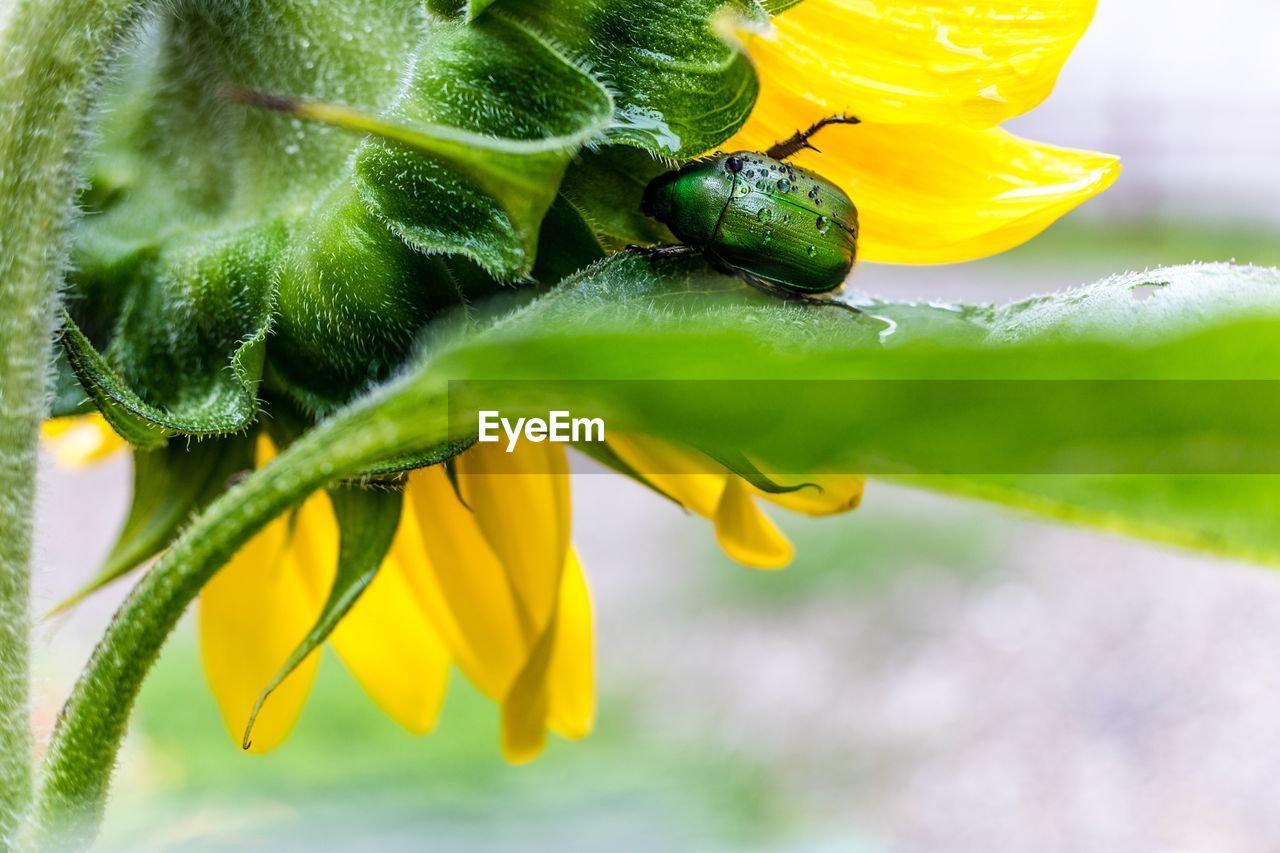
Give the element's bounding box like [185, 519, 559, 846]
[39, 413, 126, 466]
[198, 436, 593, 763]
[41, 0, 1108, 762]
[729, 0, 1119, 264]
[42, 418, 858, 761]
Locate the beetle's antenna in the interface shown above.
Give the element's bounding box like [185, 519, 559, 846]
[766, 114, 861, 161]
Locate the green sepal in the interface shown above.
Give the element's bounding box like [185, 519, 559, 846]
[497, 0, 765, 157]
[559, 148, 677, 248]
[701, 447, 819, 495]
[575, 439, 680, 507]
[59, 222, 283, 445]
[59, 318, 174, 449]
[268, 187, 479, 415]
[466, 0, 502, 19]
[241, 485, 403, 750]
[529, 196, 609, 284]
[49, 434, 255, 615]
[49, 348, 93, 418]
[348, 14, 614, 279]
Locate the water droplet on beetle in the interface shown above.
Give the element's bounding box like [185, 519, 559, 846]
[816, 215, 830, 235]
[762, 228, 773, 244]
[757, 208, 773, 222]
[736, 182, 751, 196]
[777, 178, 791, 193]
[807, 244, 818, 257]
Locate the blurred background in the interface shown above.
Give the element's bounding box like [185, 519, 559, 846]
[28, 1, 1280, 850]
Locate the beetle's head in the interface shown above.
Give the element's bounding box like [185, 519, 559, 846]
[642, 153, 743, 232]
[640, 167, 681, 223]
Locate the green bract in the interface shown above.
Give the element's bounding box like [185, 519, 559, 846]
[60, 0, 765, 431]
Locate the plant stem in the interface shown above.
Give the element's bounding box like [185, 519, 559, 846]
[0, 1, 156, 849]
[32, 377, 448, 847]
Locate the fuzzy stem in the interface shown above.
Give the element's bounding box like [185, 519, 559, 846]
[0, 1, 156, 849]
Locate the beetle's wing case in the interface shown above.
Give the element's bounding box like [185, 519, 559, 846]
[710, 152, 857, 294]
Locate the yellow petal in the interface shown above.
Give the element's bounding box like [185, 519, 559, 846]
[328, 551, 451, 735]
[199, 510, 325, 754]
[500, 615, 555, 765]
[283, 488, 340, 601]
[752, 122, 1119, 264]
[608, 435, 794, 568]
[606, 434, 727, 518]
[40, 414, 126, 467]
[398, 466, 526, 698]
[502, 547, 594, 762]
[761, 474, 866, 516]
[745, 0, 1097, 129]
[715, 476, 794, 569]
[548, 549, 594, 741]
[456, 442, 571, 637]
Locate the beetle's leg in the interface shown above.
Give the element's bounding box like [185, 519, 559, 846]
[766, 114, 862, 161]
[624, 244, 701, 259]
[732, 268, 864, 316]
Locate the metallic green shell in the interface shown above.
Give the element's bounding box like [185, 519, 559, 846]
[642, 151, 858, 293]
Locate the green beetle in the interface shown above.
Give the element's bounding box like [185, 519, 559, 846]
[638, 115, 861, 306]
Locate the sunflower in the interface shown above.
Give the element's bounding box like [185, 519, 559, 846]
[45, 0, 1114, 763]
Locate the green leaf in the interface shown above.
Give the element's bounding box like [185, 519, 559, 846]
[241, 486, 402, 750]
[428, 257, 1280, 564]
[52, 258, 1280, 838]
[50, 435, 254, 615]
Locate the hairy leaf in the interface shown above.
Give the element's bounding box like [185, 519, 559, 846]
[432, 258, 1280, 564]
